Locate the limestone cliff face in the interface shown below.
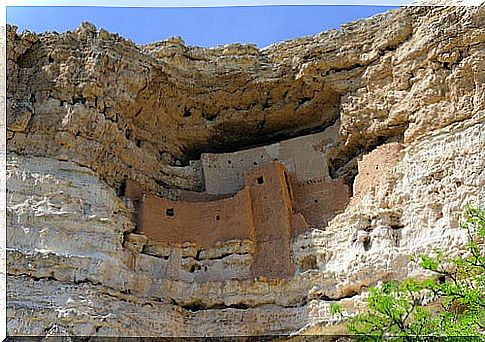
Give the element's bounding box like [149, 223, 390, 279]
[6, 4, 485, 336]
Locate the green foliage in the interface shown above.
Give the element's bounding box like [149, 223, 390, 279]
[330, 302, 344, 317]
[345, 204, 485, 338]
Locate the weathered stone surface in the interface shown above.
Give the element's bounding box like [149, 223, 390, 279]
[201, 128, 339, 195]
[5, 3, 485, 337]
[7, 6, 484, 195]
[6, 113, 484, 336]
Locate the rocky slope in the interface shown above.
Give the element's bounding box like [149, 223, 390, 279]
[6, 4, 485, 336]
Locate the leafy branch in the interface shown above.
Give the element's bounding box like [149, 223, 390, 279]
[340, 204, 485, 338]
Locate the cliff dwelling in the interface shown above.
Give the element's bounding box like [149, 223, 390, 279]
[7, 4, 484, 336]
[126, 130, 351, 278]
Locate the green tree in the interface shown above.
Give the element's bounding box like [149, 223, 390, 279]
[346, 204, 485, 338]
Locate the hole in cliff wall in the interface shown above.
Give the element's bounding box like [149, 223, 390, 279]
[182, 107, 340, 163]
[72, 97, 87, 105]
[257, 176, 264, 185]
[202, 111, 217, 121]
[181, 302, 250, 312]
[216, 215, 220, 221]
[117, 179, 127, 197]
[166, 208, 174, 216]
[169, 89, 342, 170]
[363, 236, 372, 251]
[390, 224, 404, 247]
[18, 42, 41, 68]
[189, 264, 202, 273]
[300, 255, 318, 271]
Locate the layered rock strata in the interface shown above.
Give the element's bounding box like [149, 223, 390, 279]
[5, 4, 485, 336]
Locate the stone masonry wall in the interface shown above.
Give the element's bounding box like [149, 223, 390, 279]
[352, 142, 405, 203]
[138, 188, 252, 249]
[244, 162, 295, 278]
[290, 177, 350, 229]
[138, 161, 297, 278]
[201, 129, 336, 195]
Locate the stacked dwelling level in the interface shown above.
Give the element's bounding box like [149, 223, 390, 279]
[127, 130, 350, 278]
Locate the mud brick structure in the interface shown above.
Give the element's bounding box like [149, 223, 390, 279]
[244, 162, 296, 277]
[353, 142, 404, 202]
[290, 178, 351, 231]
[131, 130, 351, 279]
[139, 188, 252, 249]
[138, 161, 299, 278]
[200, 130, 335, 195]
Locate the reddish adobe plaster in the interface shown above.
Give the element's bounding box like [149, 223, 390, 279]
[136, 161, 299, 278]
[127, 159, 351, 278]
[127, 137, 352, 278]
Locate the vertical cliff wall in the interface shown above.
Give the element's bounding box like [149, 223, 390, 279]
[5, 4, 485, 337]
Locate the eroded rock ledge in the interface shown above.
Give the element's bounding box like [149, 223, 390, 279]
[6, 4, 485, 337]
[8, 6, 484, 194]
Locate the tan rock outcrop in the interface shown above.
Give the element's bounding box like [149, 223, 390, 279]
[5, 4, 485, 337]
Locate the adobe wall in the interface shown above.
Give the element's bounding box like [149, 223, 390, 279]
[290, 177, 350, 231]
[177, 189, 232, 202]
[353, 142, 404, 202]
[125, 179, 144, 202]
[138, 161, 297, 278]
[244, 162, 295, 278]
[201, 129, 336, 195]
[138, 188, 253, 248]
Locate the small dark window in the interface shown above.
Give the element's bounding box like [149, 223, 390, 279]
[216, 215, 220, 221]
[166, 208, 174, 216]
[227, 160, 232, 164]
[375, 165, 379, 170]
[253, 161, 258, 166]
[314, 199, 318, 203]
[183, 107, 191, 117]
[257, 176, 264, 184]
[363, 236, 372, 251]
[118, 179, 127, 197]
[260, 155, 264, 158]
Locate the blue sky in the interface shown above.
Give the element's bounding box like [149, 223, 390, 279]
[7, 5, 396, 47]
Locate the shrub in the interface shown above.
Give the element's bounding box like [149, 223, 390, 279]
[345, 205, 484, 338]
